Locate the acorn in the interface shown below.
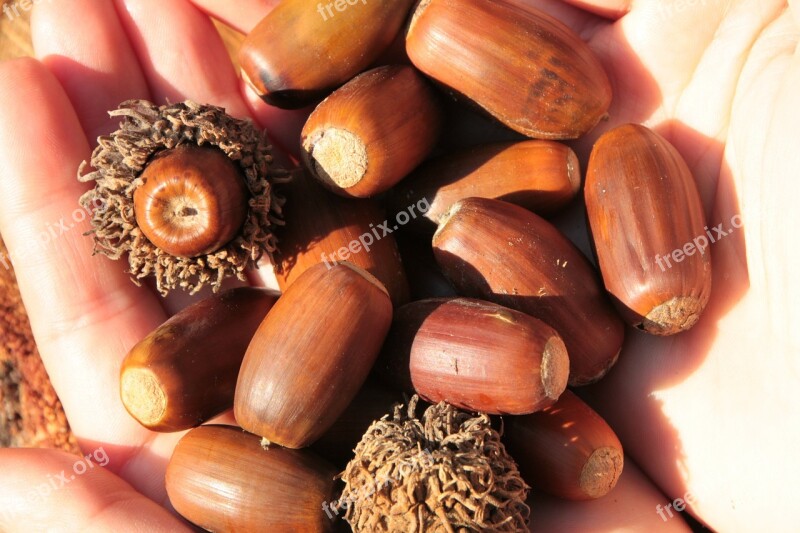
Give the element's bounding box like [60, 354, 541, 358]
[234, 262, 393, 448]
[405, 0, 612, 139]
[432, 197, 624, 386]
[120, 287, 276, 432]
[240, 0, 417, 109]
[586, 124, 712, 335]
[378, 297, 569, 414]
[301, 65, 442, 198]
[505, 390, 624, 500]
[388, 140, 581, 232]
[166, 425, 339, 532]
[273, 170, 410, 306]
[78, 100, 287, 294]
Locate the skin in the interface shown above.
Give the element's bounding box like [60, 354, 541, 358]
[0, 0, 796, 531]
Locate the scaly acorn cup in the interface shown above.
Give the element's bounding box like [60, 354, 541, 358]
[240, 0, 418, 109]
[166, 425, 339, 532]
[388, 140, 581, 232]
[433, 197, 625, 386]
[120, 287, 277, 432]
[406, 0, 612, 139]
[78, 100, 289, 295]
[505, 390, 624, 500]
[586, 124, 712, 335]
[273, 170, 410, 306]
[234, 262, 393, 448]
[378, 297, 569, 414]
[337, 396, 530, 532]
[301, 65, 443, 198]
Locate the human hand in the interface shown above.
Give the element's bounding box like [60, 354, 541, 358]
[0, 0, 796, 531]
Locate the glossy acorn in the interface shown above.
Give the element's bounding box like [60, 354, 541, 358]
[133, 144, 249, 258]
[120, 287, 276, 432]
[585, 124, 712, 335]
[166, 425, 339, 532]
[234, 262, 393, 448]
[301, 65, 442, 198]
[388, 140, 581, 232]
[378, 297, 569, 414]
[432, 197, 624, 386]
[273, 170, 410, 306]
[240, 0, 417, 108]
[505, 391, 624, 500]
[406, 0, 612, 139]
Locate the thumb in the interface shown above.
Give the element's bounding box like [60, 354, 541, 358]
[0, 448, 189, 532]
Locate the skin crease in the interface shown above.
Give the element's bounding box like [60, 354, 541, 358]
[0, 0, 794, 530]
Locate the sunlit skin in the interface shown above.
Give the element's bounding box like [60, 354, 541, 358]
[0, 0, 797, 531]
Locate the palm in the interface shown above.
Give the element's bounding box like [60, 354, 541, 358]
[0, 0, 795, 531]
[573, 2, 800, 531]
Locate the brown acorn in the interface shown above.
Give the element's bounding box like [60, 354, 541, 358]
[301, 65, 442, 198]
[120, 287, 276, 432]
[132, 144, 249, 258]
[234, 262, 393, 449]
[273, 170, 410, 306]
[505, 391, 624, 500]
[166, 425, 339, 532]
[585, 124, 712, 335]
[405, 0, 612, 139]
[388, 140, 581, 232]
[378, 297, 569, 414]
[433, 197, 624, 386]
[240, 0, 417, 109]
[78, 100, 286, 294]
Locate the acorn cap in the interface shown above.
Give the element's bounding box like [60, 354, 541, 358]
[78, 100, 289, 295]
[338, 396, 530, 531]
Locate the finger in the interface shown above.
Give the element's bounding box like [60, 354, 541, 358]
[242, 79, 311, 159]
[0, 58, 172, 486]
[31, 0, 150, 143]
[792, 0, 800, 28]
[0, 448, 190, 533]
[114, 0, 250, 118]
[556, 0, 632, 19]
[188, 0, 279, 33]
[529, 458, 694, 532]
